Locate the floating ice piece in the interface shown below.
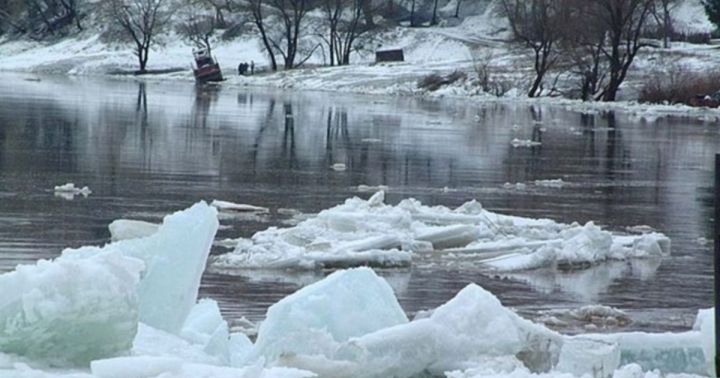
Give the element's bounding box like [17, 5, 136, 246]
[556, 337, 620, 377]
[213, 193, 670, 271]
[337, 283, 562, 377]
[180, 299, 230, 364]
[534, 179, 565, 188]
[416, 225, 479, 250]
[538, 305, 632, 330]
[586, 331, 707, 375]
[361, 138, 382, 143]
[248, 268, 408, 364]
[503, 182, 528, 190]
[53, 183, 92, 195]
[0, 251, 144, 366]
[510, 138, 541, 148]
[331, 163, 347, 171]
[108, 219, 159, 242]
[53, 183, 91, 199]
[211, 200, 270, 213]
[693, 308, 714, 377]
[63, 202, 219, 334]
[357, 184, 389, 193]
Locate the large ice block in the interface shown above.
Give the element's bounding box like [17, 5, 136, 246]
[65, 202, 219, 334]
[556, 337, 620, 377]
[693, 308, 714, 377]
[586, 331, 707, 375]
[180, 299, 230, 364]
[248, 267, 408, 364]
[337, 283, 562, 377]
[0, 251, 143, 366]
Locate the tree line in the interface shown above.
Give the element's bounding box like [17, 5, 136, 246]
[2, 0, 720, 102]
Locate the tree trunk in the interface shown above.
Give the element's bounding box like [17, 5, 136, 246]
[361, 0, 374, 27]
[455, 0, 462, 17]
[410, 0, 416, 26]
[431, 0, 439, 25]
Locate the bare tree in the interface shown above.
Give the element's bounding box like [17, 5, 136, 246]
[561, 1, 607, 101]
[501, 0, 566, 97]
[651, 0, 679, 48]
[268, 0, 311, 70]
[106, 0, 173, 73]
[247, 0, 279, 71]
[594, 0, 654, 101]
[196, 0, 233, 28]
[178, 8, 217, 54]
[321, 0, 369, 66]
[454, 0, 463, 18]
[430, 0, 439, 25]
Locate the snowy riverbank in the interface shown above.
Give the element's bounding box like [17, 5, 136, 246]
[2, 2, 720, 121]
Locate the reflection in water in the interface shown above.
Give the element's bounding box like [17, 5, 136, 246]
[0, 74, 717, 332]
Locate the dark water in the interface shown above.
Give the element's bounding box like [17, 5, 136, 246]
[0, 74, 717, 333]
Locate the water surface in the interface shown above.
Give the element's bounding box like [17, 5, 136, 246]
[0, 74, 717, 333]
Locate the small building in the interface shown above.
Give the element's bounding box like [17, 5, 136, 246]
[375, 49, 404, 63]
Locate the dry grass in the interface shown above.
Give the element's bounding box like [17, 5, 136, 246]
[639, 66, 720, 105]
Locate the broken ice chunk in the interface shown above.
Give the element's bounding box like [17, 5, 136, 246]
[511, 139, 541, 148]
[108, 219, 159, 242]
[211, 200, 270, 213]
[0, 251, 143, 366]
[415, 225, 479, 250]
[64, 202, 219, 335]
[693, 308, 714, 377]
[53, 183, 91, 199]
[556, 337, 620, 377]
[338, 283, 562, 377]
[248, 267, 408, 364]
[180, 299, 230, 364]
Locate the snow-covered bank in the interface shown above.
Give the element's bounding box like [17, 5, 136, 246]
[2, 3, 720, 119]
[210, 191, 670, 272]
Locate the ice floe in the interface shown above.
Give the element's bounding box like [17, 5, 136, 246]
[108, 219, 160, 242]
[511, 139, 542, 148]
[211, 200, 270, 213]
[212, 191, 671, 272]
[53, 183, 92, 199]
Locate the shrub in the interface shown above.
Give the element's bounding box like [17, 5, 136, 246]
[417, 70, 467, 91]
[639, 65, 720, 105]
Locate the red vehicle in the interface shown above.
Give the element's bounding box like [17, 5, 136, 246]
[689, 91, 720, 108]
[193, 49, 223, 83]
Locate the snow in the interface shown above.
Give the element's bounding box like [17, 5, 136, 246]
[0, 251, 144, 366]
[108, 220, 159, 242]
[63, 202, 219, 334]
[246, 268, 408, 365]
[213, 192, 671, 272]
